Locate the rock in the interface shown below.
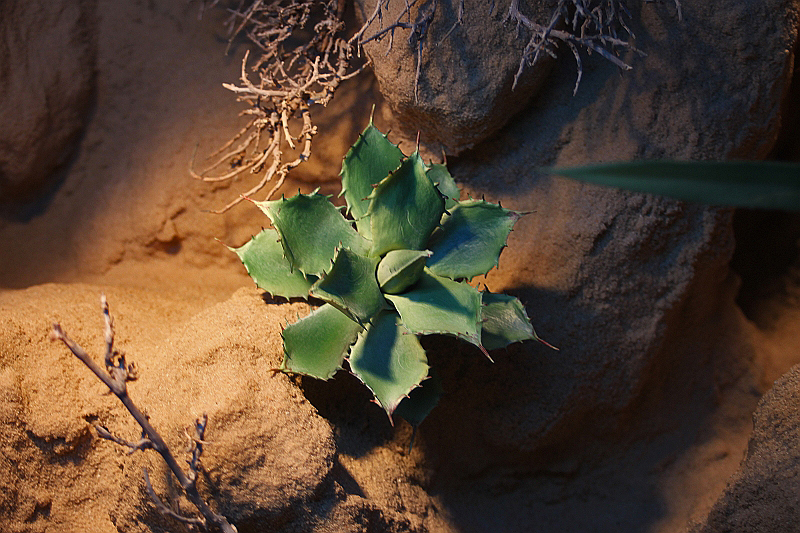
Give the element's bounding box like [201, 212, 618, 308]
[412, 0, 799, 476]
[353, 0, 559, 154]
[0, 0, 96, 204]
[693, 364, 800, 533]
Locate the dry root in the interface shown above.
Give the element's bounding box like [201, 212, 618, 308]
[505, 0, 681, 94]
[193, 0, 363, 213]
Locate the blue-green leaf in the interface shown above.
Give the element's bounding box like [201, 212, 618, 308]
[253, 192, 370, 277]
[310, 248, 387, 326]
[281, 304, 363, 379]
[480, 292, 535, 350]
[230, 228, 315, 299]
[376, 249, 431, 294]
[341, 123, 404, 239]
[427, 163, 460, 210]
[348, 311, 430, 416]
[427, 200, 521, 281]
[394, 370, 443, 428]
[385, 269, 483, 348]
[367, 153, 446, 257]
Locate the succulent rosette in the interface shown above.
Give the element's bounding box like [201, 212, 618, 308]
[232, 120, 550, 426]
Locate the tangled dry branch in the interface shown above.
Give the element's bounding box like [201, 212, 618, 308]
[195, 0, 681, 211]
[506, 0, 681, 93]
[192, 0, 363, 213]
[50, 296, 237, 533]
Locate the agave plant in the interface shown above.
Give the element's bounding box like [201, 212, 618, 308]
[232, 120, 552, 426]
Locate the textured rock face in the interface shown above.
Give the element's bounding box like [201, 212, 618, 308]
[412, 0, 800, 475]
[354, 0, 559, 154]
[360, 0, 798, 158]
[0, 0, 96, 204]
[694, 364, 800, 533]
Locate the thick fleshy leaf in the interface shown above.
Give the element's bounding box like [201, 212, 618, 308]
[480, 292, 536, 350]
[394, 370, 443, 428]
[376, 249, 431, 294]
[310, 248, 386, 325]
[385, 269, 483, 348]
[427, 163, 460, 210]
[427, 200, 521, 280]
[230, 228, 315, 299]
[367, 153, 445, 257]
[340, 123, 404, 238]
[281, 304, 363, 379]
[550, 161, 800, 212]
[348, 311, 430, 416]
[254, 192, 370, 277]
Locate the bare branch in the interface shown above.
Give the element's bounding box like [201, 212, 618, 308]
[507, 0, 649, 92]
[195, 0, 358, 212]
[51, 295, 238, 533]
[95, 425, 155, 454]
[143, 469, 206, 528]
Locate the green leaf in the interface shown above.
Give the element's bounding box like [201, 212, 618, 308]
[376, 249, 431, 294]
[549, 161, 800, 212]
[254, 192, 370, 277]
[427, 163, 460, 210]
[341, 123, 404, 239]
[309, 248, 387, 326]
[385, 269, 483, 348]
[427, 200, 521, 280]
[394, 370, 443, 428]
[367, 153, 446, 257]
[230, 228, 315, 299]
[480, 292, 536, 350]
[281, 304, 363, 380]
[348, 311, 430, 416]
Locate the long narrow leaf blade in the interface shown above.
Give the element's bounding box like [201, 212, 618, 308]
[550, 161, 800, 211]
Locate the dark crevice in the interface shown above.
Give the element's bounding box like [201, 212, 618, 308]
[731, 208, 800, 326]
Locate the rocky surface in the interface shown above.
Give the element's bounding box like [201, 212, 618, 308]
[0, 0, 97, 205]
[415, 0, 800, 474]
[693, 363, 800, 533]
[0, 285, 433, 533]
[354, 0, 559, 155]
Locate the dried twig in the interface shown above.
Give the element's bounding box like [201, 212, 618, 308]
[50, 295, 237, 533]
[193, 0, 361, 212]
[505, 0, 644, 94]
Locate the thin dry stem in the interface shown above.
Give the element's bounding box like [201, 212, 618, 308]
[195, 0, 357, 212]
[51, 296, 237, 533]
